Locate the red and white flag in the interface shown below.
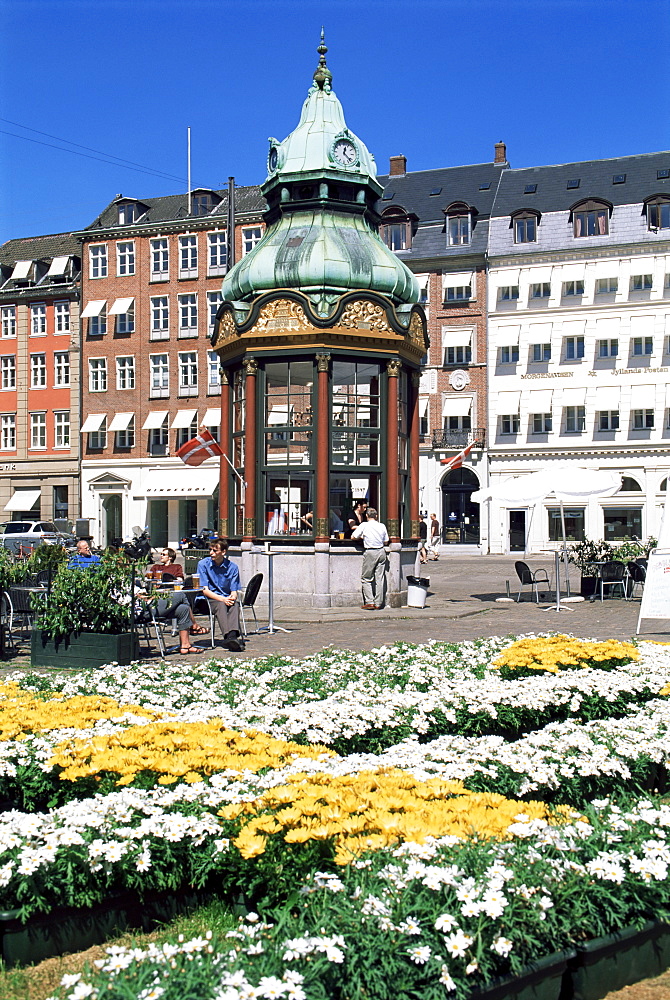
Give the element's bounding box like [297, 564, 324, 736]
[176, 429, 223, 467]
[440, 441, 475, 471]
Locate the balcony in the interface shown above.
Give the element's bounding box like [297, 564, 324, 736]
[432, 428, 485, 450]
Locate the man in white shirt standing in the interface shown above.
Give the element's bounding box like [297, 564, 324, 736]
[352, 507, 389, 610]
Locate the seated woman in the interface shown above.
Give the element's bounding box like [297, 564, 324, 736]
[146, 547, 184, 582]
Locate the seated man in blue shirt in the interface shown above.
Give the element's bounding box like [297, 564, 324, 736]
[197, 538, 245, 651]
[68, 538, 102, 570]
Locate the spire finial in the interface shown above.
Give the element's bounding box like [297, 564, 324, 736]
[313, 26, 332, 90]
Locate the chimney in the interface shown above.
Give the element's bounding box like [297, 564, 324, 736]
[494, 140, 507, 164]
[389, 155, 407, 176]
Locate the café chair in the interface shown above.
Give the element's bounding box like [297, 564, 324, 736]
[239, 573, 264, 636]
[625, 560, 646, 600]
[598, 560, 627, 601]
[514, 561, 550, 603]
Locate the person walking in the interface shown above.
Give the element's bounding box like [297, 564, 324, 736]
[197, 538, 245, 651]
[418, 514, 428, 564]
[352, 507, 389, 610]
[429, 513, 441, 560]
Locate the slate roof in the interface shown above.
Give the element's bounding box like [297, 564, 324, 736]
[0, 232, 80, 266]
[84, 185, 266, 232]
[492, 150, 670, 218]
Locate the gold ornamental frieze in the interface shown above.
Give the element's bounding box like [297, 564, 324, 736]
[339, 300, 389, 331]
[217, 311, 237, 345]
[255, 298, 312, 333]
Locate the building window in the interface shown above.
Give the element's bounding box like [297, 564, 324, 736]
[444, 285, 471, 302]
[242, 227, 263, 255]
[548, 507, 585, 542]
[1, 307, 16, 338]
[596, 277, 618, 294]
[116, 416, 135, 449]
[444, 345, 472, 365]
[176, 417, 199, 450]
[116, 241, 135, 276]
[30, 412, 46, 449]
[0, 356, 16, 390]
[603, 507, 642, 541]
[208, 351, 221, 389]
[632, 336, 653, 356]
[565, 406, 586, 432]
[631, 274, 653, 291]
[531, 282, 550, 298]
[54, 411, 70, 449]
[178, 294, 198, 337]
[598, 339, 619, 357]
[116, 355, 135, 390]
[89, 244, 108, 279]
[380, 207, 412, 251]
[179, 235, 198, 278]
[30, 303, 46, 335]
[192, 193, 213, 217]
[150, 354, 169, 397]
[178, 352, 198, 394]
[53, 484, 68, 518]
[563, 280, 584, 296]
[207, 291, 222, 332]
[564, 336, 585, 360]
[598, 410, 619, 430]
[150, 238, 169, 280]
[501, 414, 520, 434]
[646, 197, 670, 231]
[149, 423, 169, 456]
[208, 232, 227, 274]
[573, 201, 609, 237]
[500, 345, 519, 364]
[1, 414, 16, 450]
[54, 352, 70, 386]
[446, 205, 471, 246]
[513, 214, 537, 243]
[54, 301, 70, 333]
[89, 418, 106, 450]
[89, 358, 107, 392]
[532, 412, 552, 433]
[116, 303, 135, 334]
[150, 296, 170, 339]
[89, 307, 107, 337]
[30, 353, 46, 388]
[633, 408, 654, 429]
[445, 414, 471, 431]
[499, 285, 519, 301]
[117, 202, 138, 225]
[532, 343, 551, 362]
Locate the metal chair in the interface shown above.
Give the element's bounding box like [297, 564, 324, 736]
[625, 560, 646, 599]
[135, 604, 167, 657]
[514, 561, 550, 603]
[598, 560, 627, 601]
[8, 587, 36, 634]
[240, 573, 263, 636]
[0, 592, 15, 651]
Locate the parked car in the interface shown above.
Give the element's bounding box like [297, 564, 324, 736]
[0, 521, 65, 555]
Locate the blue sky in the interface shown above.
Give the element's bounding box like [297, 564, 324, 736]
[0, 0, 667, 243]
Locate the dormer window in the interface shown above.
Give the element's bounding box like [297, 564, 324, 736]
[117, 202, 138, 225]
[571, 199, 611, 237]
[510, 209, 540, 244]
[445, 202, 473, 246]
[10, 260, 34, 284]
[191, 190, 220, 216]
[645, 195, 670, 231]
[380, 206, 412, 252]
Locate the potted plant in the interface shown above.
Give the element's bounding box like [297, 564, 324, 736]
[31, 550, 140, 668]
[567, 539, 615, 597]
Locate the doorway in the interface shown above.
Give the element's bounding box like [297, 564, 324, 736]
[509, 510, 526, 551]
[440, 467, 480, 544]
[102, 494, 122, 547]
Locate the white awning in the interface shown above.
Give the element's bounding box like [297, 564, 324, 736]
[202, 407, 221, 426]
[526, 389, 553, 411]
[595, 385, 620, 409]
[665, 384, 670, 407]
[592, 259, 619, 277]
[442, 270, 474, 287]
[47, 255, 69, 276]
[442, 328, 472, 348]
[4, 489, 40, 512]
[267, 405, 292, 426]
[80, 413, 106, 433]
[596, 316, 619, 336]
[81, 299, 106, 318]
[442, 395, 472, 417]
[142, 411, 168, 430]
[109, 297, 135, 315]
[144, 468, 219, 497]
[171, 409, 197, 429]
[560, 263, 586, 281]
[108, 412, 134, 432]
[630, 384, 654, 408]
[561, 386, 587, 405]
[418, 396, 429, 418]
[495, 269, 519, 286]
[10, 260, 32, 280]
[529, 265, 553, 282]
[498, 325, 520, 345]
[563, 319, 586, 337]
[497, 390, 521, 412]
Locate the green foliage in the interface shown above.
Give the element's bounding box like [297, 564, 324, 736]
[32, 550, 136, 640]
[568, 537, 656, 574]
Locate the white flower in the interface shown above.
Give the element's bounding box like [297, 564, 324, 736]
[492, 936, 514, 957]
[445, 931, 473, 958]
[434, 914, 457, 932]
[408, 945, 432, 965]
[255, 976, 287, 998]
[439, 966, 457, 991]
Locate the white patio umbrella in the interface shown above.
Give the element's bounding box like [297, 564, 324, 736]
[471, 466, 622, 611]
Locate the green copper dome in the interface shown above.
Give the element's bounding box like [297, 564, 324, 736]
[222, 35, 419, 315]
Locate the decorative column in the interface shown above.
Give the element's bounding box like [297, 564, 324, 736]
[242, 357, 258, 540]
[409, 370, 421, 538]
[386, 358, 401, 541]
[218, 368, 230, 537]
[315, 353, 330, 541]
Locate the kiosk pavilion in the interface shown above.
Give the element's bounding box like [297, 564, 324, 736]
[211, 39, 428, 607]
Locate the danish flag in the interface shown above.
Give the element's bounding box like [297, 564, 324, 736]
[440, 441, 475, 471]
[176, 428, 223, 467]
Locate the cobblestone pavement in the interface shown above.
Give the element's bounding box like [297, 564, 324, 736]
[4, 551, 668, 671]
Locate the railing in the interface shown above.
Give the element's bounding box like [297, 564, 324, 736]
[431, 428, 486, 450]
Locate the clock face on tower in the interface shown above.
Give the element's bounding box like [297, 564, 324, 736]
[268, 146, 278, 172]
[333, 138, 357, 166]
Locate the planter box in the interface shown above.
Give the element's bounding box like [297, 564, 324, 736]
[470, 948, 575, 1000]
[579, 576, 598, 598]
[569, 921, 670, 1000]
[31, 630, 140, 668]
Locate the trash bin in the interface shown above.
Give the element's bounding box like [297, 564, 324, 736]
[407, 575, 429, 609]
